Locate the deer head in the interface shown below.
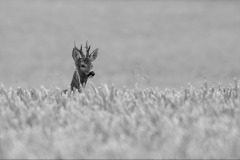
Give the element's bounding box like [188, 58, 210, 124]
[72, 41, 98, 88]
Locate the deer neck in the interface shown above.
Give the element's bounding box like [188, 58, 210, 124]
[70, 69, 88, 91]
[78, 69, 89, 87]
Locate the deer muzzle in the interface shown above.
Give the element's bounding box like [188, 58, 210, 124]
[88, 71, 95, 78]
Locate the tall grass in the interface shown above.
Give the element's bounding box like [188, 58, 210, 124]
[0, 80, 240, 159]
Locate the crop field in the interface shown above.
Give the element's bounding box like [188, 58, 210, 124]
[0, 80, 240, 159]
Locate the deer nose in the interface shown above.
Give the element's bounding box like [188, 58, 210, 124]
[88, 71, 95, 78]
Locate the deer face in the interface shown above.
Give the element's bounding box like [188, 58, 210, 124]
[72, 42, 98, 77]
[79, 58, 93, 75]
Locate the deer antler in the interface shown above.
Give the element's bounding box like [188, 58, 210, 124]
[85, 41, 91, 57]
[79, 44, 85, 58]
[73, 42, 85, 58]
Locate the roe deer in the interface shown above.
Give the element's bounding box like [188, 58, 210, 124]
[62, 42, 99, 93]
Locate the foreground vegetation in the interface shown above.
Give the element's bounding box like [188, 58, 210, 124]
[0, 80, 240, 159]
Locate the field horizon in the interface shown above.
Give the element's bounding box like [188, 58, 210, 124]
[1, 0, 240, 89]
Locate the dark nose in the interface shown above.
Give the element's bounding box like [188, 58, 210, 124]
[88, 71, 95, 77]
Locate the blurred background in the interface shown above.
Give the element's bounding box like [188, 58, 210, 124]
[0, 0, 240, 90]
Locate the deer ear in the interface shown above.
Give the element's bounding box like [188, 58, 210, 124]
[89, 48, 98, 62]
[72, 47, 82, 61]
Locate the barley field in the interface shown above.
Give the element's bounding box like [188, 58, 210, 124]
[0, 80, 240, 159]
[1, 0, 240, 159]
